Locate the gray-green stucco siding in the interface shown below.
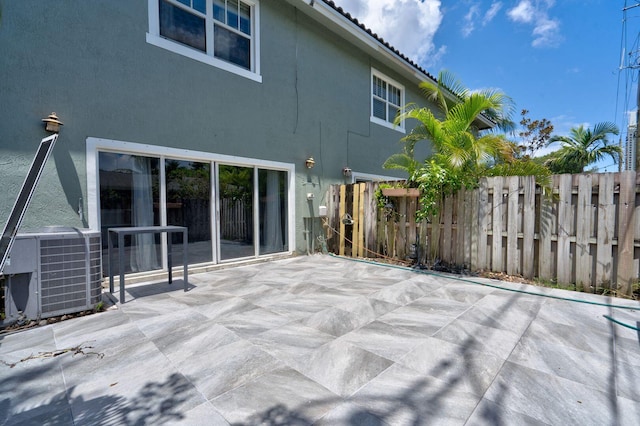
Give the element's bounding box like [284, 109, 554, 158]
[0, 0, 433, 253]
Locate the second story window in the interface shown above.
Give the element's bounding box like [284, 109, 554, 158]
[371, 69, 404, 132]
[148, 0, 261, 82]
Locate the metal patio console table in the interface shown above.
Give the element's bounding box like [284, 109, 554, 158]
[108, 226, 188, 303]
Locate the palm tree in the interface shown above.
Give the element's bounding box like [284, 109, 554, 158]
[388, 70, 515, 178]
[545, 122, 621, 174]
[382, 71, 518, 219]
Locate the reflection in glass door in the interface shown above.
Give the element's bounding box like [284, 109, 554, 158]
[259, 169, 287, 254]
[218, 164, 254, 260]
[165, 159, 212, 265]
[98, 152, 161, 275]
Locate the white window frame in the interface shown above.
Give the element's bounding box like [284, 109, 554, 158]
[370, 68, 405, 133]
[146, 0, 262, 83]
[86, 137, 295, 264]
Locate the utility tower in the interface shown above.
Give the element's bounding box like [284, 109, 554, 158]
[622, 3, 640, 170]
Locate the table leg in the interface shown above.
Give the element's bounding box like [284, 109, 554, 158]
[108, 231, 114, 295]
[168, 232, 173, 284]
[183, 228, 188, 291]
[119, 233, 125, 303]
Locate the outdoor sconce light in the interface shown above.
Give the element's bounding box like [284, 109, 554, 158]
[341, 213, 354, 226]
[342, 167, 352, 177]
[305, 157, 315, 169]
[42, 112, 63, 133]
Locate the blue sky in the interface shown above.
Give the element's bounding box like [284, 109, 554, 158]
[333, 0, 637, 172]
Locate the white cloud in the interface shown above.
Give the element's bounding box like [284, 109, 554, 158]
[507, 0, 535, 23]
[483, 2, 502, 24]
[507, 0, 561, 47]
[461, 1, 502, 38]
[331, 0, 444, 67]
[462, 5, 480, 38]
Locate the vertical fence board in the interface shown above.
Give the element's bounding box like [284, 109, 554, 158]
[357, 183, 366, 257]
[556, 175, 572, 284]
[575, 174, 592, 291]
[596, 173, 615, 291]
[522, 176, 535, 279]
[463, 188, 473, 267]
[539, 180, 553, 280]
[456, 188, 466, 266]
[339, 185, 346, 256]
[617, 171, 635, 295]
[377, 207, 385, 257]
[442, 195, 453, 262]
[407, 196, 417, 259]
[478, 179, 489, 270]
[470, 188, 479, 269]
[352, 185, 360, 257]
[491, 177, 504, 272]
[430, 210, 441, 263]
[397, 198, 407, 259]
[364, 182, 375, 256]
[507, 176, 519, 275]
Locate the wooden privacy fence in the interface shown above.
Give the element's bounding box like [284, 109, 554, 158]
[326, 172, 640, 296]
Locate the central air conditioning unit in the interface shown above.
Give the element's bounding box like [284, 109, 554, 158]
[2, 227, 102, 321]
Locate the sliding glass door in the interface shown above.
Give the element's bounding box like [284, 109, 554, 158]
[96, 144, 291, 274]
[218, 165, 254, 260]
[259, 169, 287, 255]
[165, 159, 212, 265]
[99, 152, 161, 275]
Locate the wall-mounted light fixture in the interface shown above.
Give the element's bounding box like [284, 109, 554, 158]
[42, 112, 63, 133]
[342, 167, 352, 177]
[305, 157, 315, 169]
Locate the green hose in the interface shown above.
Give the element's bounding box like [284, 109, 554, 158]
[328, 253, 640, 312]
[603, 315, 640, 331]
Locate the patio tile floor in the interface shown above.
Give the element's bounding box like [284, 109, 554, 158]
[1, 254, 639, 425]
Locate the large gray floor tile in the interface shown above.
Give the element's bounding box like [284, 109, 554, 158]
[350, 363, 481, 426]
[465, 398, 549, 426]
[248, 322, 334, 368]
[427, 282, 495, 305]
[300, 340, 393, 397]
[315, 401, 387, 426]
[484, 361, 622, 425]
[509, 334, 617, 393]
[397, 337, 506, 397]
[433, 318, 522, 360]
[337, 320, 428, 362]
[0, 358, 72, 426]
[456, 292, 542, 334]
[179, 339, 283, 400]
[369, 280, 428, 306]
[151, 322, 242, 365]
[377, 305, 453, 336]
[215, 307, 291, 338]
[210, 367, 339, 424]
